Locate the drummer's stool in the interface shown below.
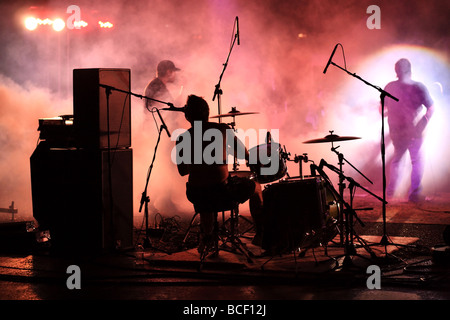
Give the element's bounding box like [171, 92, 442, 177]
[182, 200, 254, 270]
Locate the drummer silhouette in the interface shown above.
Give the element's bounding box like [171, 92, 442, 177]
[174, 95, 264, 248]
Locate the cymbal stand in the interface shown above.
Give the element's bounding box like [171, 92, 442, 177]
[318, 150, 381, 267]
[330, 139, 373, 244]
[226, 110, 239, 171]
[225, 113, 256, 238]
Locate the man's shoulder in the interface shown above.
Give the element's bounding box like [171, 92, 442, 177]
[411, 80, 428, 91]
[145, 78, 164, 92]
[385, 80, 400, 88]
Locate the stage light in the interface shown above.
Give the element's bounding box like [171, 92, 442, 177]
[52, 18, 65, 32]
[73, 20, 88, 28]
[39, 18, 52, 26]
[24, 17, 66, 32]
[24, 17, 38, 31]
[98, 21, 113, 28]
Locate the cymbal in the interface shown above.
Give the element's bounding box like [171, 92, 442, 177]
[210, 107, 259, 119]
[211, 112, 258, 118]
[303, 133, 361, 144]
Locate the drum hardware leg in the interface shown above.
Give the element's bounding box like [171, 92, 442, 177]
[312, 161, 379, 270]
[198, 213, 220, 271]
[217, 205, 254, 263]
[311, 247, 319, 266]
[238, 215, 256, 238]
[222, 212, 255, 238]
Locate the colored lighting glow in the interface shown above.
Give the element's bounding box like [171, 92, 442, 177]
[24, 17, 38, 30]
[74, 20, 88, 28]
[98, 21, 113, 28]
[24, 17, 66, 31]
[52, 18, 65, 32]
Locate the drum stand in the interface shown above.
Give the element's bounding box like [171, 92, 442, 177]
[226, 111, 258, 236]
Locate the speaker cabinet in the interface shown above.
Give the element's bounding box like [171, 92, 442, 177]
[73, 68, 131, 149]
[30, 143, 133, 253]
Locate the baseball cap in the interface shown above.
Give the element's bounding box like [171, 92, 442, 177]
[157, 60, 181, 75]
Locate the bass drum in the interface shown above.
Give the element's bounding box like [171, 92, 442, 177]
[248, 143, 287, 184]
[261, 177, 338, 254]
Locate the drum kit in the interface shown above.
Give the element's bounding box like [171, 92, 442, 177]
[213, 107, 382, 266]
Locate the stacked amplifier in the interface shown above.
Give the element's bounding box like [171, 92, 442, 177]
[31, 69, 133, 253]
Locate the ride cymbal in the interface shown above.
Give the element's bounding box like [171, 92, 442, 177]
[210, 107, 259, 118]
[303, 133, 361, 144]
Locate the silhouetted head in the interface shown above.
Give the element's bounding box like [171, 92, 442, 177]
[184, 95, 210, 124]
[157, 60, 180, 77]
[395, 58, 412, 80]
[156, 60, 180, 84]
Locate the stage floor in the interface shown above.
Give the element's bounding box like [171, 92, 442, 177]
[0, 192, 449, 306]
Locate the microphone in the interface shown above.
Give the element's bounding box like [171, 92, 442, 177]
[323, 43, 338, 74]
[162, 104, 186, 112]
[155, 108, 171, 138]
[236, 16, 240, 45]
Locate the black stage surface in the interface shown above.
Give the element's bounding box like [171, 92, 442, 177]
[0, 192, 449, 312]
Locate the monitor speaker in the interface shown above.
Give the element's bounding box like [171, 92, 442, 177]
[30, 144, 133, 253]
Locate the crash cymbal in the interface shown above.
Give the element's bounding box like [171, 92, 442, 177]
[303, 133, 361, 144]
[210, 107, 259, 118]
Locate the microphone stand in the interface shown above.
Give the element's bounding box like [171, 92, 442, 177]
[324, 60, 403, 257]
[138, 120, 164, 250]
[100, 84, 174, 251]
[315, 160, 378, 268]
[212, 20, 239, 123]
[138, 98, 173, 252]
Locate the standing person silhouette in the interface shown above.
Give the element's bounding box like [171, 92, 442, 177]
[144, 60, 182, 111]
[384, 58, 434, 202]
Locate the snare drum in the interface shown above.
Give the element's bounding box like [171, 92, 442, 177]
[248, 143, 287, 184]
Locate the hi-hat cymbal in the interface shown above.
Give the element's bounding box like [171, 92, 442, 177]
[210, 107, 259, 119]
[303, 133, 361, 144]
